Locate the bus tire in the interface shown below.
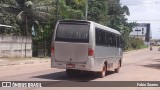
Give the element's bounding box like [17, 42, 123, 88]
[98, 64, 107, 78]
[115, 61, 120, 73]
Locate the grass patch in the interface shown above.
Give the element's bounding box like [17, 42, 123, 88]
[125, 45, 149, 52]
[139, 45, 148, 49]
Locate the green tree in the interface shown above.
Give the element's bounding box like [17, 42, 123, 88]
[1, 0, 138, 56]
[63, 0, 136, 50]
[106, 0, 136, 50]
[1, 0, 57, 57]
[59, 0, 84, 19]
[2, 0, 55, 36]
[0, 0, 20, 35]
[88, 0, 108, 25]
[65, 0, 109, 25]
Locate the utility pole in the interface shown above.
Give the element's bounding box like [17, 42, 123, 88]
[137, 30, 138, 39]
[25, 16, 28, 58]
[0, 0, 2, 8]
[56, 0, 59, 21]
[85, 0, 88, 20]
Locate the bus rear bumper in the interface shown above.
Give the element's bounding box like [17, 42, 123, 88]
[51, 58, 103, 72]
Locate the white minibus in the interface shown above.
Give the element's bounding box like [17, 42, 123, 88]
[51, 20, 123, 78]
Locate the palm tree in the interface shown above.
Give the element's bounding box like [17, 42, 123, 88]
[2, 0, 55, 57]
[74, 0, 86, 5]
[2, 0, 55, 35]
[0, 0, 19, 34]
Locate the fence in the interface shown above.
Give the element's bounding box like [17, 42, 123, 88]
[0, 35, 32, 58]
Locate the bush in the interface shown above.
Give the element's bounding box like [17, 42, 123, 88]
[124, 37, 147, 51]
[130, 37, 146, 49]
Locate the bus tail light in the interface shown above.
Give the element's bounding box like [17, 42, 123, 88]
[88, 48, 94, 56]
[51, 46, 54, 54]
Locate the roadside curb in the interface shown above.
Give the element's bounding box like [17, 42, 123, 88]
[124, 48, 149, 54]
[0, 48, 150, 66]
[0, 59, 50, 66]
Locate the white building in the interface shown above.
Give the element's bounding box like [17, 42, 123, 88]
[130, 23, 151, 45]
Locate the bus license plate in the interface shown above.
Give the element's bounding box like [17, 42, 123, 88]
[66, 64, 75, 68]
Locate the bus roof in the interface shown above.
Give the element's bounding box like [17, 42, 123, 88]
[58, 20, 121, 35]
[91, 21, 121, 35]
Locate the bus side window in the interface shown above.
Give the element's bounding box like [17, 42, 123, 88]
[113, 34, 116, 47]
[96, 28, 101, 45]
[100, 30, 105, 46]
[119, 36, 123, 48]
[105, 31, 109, 46]
[111, 33, 114, 46]
[108, 32, 112, 46]
[96, 28, 106, 46]
[117, 36, 120, 47]
[114, 34, 117, 47]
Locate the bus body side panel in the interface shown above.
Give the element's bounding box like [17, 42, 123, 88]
[91, 23, 123, 71]
[93, 46, 120, 70]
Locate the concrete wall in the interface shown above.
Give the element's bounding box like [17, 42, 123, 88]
[0, 35, 32, 58]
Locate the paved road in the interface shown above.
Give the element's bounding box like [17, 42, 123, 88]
[0, 47, 160, 90]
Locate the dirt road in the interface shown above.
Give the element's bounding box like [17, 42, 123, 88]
[0, 47, 160, 90]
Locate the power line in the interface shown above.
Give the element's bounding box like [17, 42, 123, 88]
[121, 1, 160, 6]
[128, 19, 160, 22]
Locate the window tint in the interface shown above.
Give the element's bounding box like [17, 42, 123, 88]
[105, 32, 109, 46]
[95, 27, 121, 47]
[109, 32, 113, 46]
[117, 35, 120, 47]
[119, 36, 123, 47]
[96, 28, 101, 45]
[100, 30, 105, 45]
[55, 23, 90, 43]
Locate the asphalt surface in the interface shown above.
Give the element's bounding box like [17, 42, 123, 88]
[0, 47, 160, 90]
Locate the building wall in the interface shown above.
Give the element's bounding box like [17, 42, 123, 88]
[0, 35, 32, 58]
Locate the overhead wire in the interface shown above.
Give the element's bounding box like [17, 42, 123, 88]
[121, 1, 160, 6]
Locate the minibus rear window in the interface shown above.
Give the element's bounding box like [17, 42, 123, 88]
[55, 23, 90, 43]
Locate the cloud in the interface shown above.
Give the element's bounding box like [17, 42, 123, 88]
[121, 0, 160, 39]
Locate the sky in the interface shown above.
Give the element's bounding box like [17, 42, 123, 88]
[120, 0, 160, 39]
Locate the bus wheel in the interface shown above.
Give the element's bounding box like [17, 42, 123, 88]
[115, 61, 120, 73]
[98, 64, 107, 78]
